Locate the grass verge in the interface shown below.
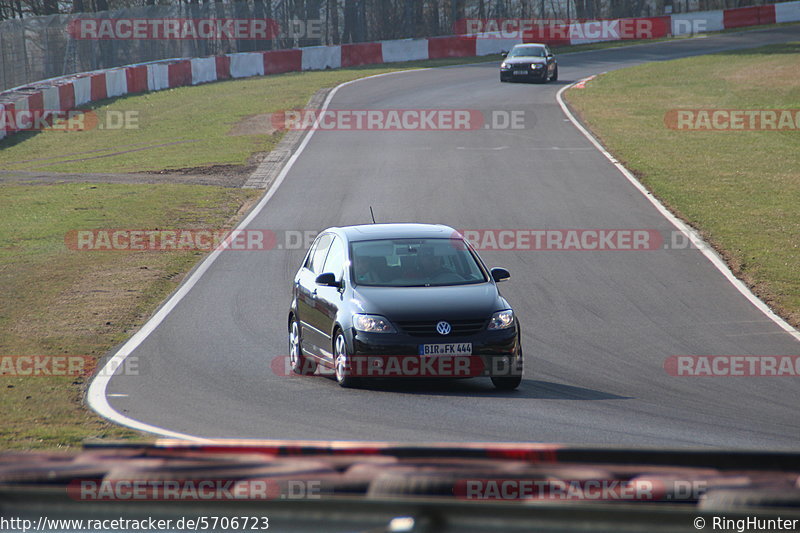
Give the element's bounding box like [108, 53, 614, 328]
[0, 183, 262, 449]
[565, 41, 800, 328]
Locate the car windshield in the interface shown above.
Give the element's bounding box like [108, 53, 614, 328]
[509, 46, 546, 58]
[350, 238, 487, 287]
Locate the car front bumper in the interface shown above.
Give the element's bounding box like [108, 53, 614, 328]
[347, 327, 522, 378]
[501, 68, 548, 81]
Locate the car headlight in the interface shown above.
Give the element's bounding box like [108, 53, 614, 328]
[501, 62, 511, 69]
[532, 63, 542, 69]
[487, 310, 515, 330]
[353, 314, 396, 333]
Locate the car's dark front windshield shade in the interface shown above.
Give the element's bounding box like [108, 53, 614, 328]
[509, 46, 545, 57]
[351, 238, 487, 287]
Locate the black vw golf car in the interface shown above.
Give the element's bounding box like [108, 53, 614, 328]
[500, 43, 558, 83]
[288, 223, 523, 389]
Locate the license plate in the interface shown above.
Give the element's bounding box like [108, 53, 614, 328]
[513, 70, 527, 75]
[419, 343, 473, 356]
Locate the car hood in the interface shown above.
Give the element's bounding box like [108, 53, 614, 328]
[352, 283, 507, 321]
[504, 57, 547, 65]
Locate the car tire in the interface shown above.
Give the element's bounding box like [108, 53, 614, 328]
[550, 66, 558, 81]
[334, 331, 360, 388]
[490, 348, 523, 390]
[500, 75, 508, 82]
[289, 318, 317, 375]
[491, 375, 522, 390]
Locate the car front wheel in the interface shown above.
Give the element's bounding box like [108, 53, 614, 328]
[334, 331, 359, 388]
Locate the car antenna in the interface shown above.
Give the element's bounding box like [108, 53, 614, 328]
[369, 206, 377, 224]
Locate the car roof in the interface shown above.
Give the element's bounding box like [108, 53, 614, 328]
[326, 223, 460, 242]
[513, 43, 546, 49]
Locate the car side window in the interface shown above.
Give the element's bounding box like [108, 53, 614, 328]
[306, 234, 333, 274]
[303, 239, 319, 270]
[322, 237, 346, 281]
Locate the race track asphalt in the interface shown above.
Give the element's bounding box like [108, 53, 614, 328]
[100, 25, 800, 448]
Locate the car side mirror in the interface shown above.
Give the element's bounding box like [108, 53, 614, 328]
[490, 267, 510, 282]
[500, 51, 508, 58]
[547, 54, 554, 59]
[315, 272, 340, 287]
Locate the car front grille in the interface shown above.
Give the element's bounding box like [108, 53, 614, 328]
[395, 319, 487, 337]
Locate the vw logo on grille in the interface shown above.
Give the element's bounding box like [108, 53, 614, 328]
[436, 321, 452, 335]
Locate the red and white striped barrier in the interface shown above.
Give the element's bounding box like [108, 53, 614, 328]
[1, 1, 799, 142]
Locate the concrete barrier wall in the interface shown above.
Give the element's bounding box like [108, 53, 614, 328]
[476, 34, 522, 56]
[301, 45, 342, 70]
[72, 76, 92, 107]
[105, 69, 128, 98]
[672, 10, 725, 35]
[147, 63, 170, 92]
[776, 1, 800, 22]
[190, 57, 217, 85]
[229, 52, 265, 79]
[382, 39, 429, 63]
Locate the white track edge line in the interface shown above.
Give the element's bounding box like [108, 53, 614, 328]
[556, 79, 800, 343]
[86, 68, 432, 441]
[89, 60, 800, 442]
